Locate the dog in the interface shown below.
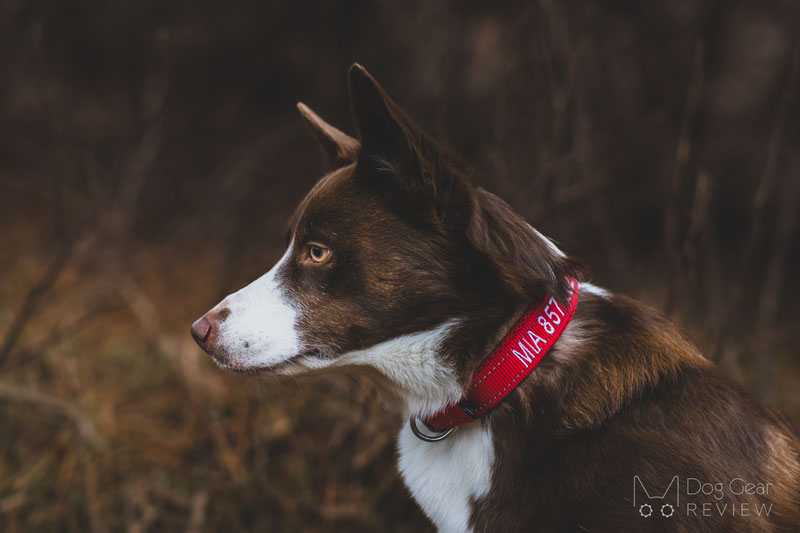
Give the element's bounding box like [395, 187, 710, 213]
[191, 64, 800, 532]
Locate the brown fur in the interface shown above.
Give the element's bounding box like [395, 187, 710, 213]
[474, 292, 800, 531]
[284, 66, 800, 531]
[204, 64, 800, 530]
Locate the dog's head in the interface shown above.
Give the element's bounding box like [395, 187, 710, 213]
[191, 65, 578, 397]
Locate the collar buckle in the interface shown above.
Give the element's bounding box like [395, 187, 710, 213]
[458, 398, 479, 419]
[409, 417, 456, 442]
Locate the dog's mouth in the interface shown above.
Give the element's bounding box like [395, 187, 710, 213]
[209, 348, 323, 375]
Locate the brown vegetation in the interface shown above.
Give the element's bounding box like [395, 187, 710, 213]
[1, 1, 799, 531]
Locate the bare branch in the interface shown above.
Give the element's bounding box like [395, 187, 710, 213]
[84, 456, 108, 533]
[186, 491, 209, 533]
[0, 244, 71, 368]
[0, 41, 168, 370]
[665, 168, 713, 315]
[715, 41, 800, 362]
[664, 41, 705, 316]
[756, 43, 800, 400]
[0, 381, 106, 450]
[756, 160, 800, 400]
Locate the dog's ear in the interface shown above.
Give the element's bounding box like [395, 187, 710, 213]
[347, 63, 468, 228]
[348, 64, 416, 162]
[296, 102, 359, 169]
[346, 65, 581, 301]
[467, 189, 581, 303]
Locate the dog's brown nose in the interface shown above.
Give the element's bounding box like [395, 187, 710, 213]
[191, 316, 212, 346]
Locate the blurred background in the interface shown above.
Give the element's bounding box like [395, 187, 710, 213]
[1, 0, 799, 531]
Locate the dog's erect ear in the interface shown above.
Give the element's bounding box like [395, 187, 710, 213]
[347, 63, 468, 228]
[296, 102, 359, 169]
[347, 64, 417, 161]
[347, 65, 581, 301]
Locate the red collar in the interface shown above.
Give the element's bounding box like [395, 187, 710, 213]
[421, 277, 579, 434]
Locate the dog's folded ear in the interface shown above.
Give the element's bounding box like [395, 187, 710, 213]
[467, 189, 581, 303]
[347, 63, 470, 230]
[296, 102, 360, 169]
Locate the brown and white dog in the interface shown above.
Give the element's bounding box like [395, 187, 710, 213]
[191, 65, 800, 532]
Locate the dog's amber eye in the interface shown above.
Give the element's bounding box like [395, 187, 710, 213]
[307, 244, 331, 264]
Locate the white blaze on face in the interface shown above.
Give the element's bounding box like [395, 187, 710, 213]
[211, 245, 300, 369]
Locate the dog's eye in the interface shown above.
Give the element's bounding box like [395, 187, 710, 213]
[307, 244, 331, 264]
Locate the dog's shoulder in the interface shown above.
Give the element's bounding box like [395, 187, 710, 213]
[468, 287, 800, 531]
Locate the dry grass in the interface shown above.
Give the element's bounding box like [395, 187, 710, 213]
[0, 235, 431, 532]
[1, 1, 799, 531]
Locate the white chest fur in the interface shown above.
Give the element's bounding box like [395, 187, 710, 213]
[397, 422, 495, 532]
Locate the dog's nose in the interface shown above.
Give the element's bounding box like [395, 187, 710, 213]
[191, 316, 212, 346]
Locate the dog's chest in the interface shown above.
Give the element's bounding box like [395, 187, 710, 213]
[397, 422, 494, 532]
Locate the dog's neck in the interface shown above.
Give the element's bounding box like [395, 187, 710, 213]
[333, 320, 465, 419]
[351, 300, 540, 421]
[334, 220, 578, 421]
[366, 289, 701, 437]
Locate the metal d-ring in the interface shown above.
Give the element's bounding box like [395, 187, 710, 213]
[409, 417, 456, 442]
